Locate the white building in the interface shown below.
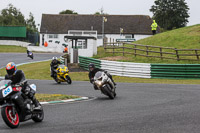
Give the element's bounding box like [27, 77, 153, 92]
[40, 14, 160, 57]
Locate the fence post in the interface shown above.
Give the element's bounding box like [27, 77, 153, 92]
[160, 48, 163, 59]
[146, 46, 149, 56]
[134, 45, 136, 57]
[195, 50, 199, 60]
[175, 48, 180, 61]
[104, 41, 106, 52]
[123, 43, 125, 56]
[113, 39, 115, 55]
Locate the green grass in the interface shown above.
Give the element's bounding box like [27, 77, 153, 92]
[136, 24, 200, 49]
[1, 61, 200, 85]
[0, 45, 27, 53]
[112, 76, 200, 85]
[0, 61, 89, 81]
[94, 24, 200, 64]
[35, 93, 79, 102]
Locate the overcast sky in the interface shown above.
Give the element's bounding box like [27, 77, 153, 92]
[0, 0, 199, 28]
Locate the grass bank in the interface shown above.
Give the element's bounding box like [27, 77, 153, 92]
[0, 45, 27, 53]
[93, 24, 200, 64]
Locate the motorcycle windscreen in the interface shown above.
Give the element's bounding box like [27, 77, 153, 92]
[0, 80, 11, 90]
[95, 71, 103, 80]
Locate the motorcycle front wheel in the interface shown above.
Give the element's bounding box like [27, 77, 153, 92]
[66, 75, 72, 84]
[102, 84, 115, 99]
[1, 106, 20, 128]
[32, 103, 44, 122]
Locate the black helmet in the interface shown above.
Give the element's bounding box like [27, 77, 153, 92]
[88, 63, 95, 71]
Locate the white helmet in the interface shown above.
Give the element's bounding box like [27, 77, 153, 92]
[52, 57, 57, 60]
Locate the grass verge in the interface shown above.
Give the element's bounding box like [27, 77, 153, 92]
[35, 93, 80, 102]
[0, 45, 27, 53]
[0, 61, 89, 81]
[1, 60, 200, 85]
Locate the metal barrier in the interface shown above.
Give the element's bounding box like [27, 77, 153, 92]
[60, 56, 65, 64]
[101, 60, 151, 78]
[79, 56, 200, 79]
[79, 56, 101, 71]
[151, 64, 200, 79]
[79, 56, 151, 78]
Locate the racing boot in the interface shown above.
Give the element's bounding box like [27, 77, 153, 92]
[32, 96, 41, 110]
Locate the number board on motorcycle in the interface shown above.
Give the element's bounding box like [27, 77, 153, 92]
[2, 86, 13, 97]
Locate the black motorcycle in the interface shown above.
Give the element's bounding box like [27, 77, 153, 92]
[93, 71, 116, 99]
[0, 80, 44, 128]
[27, 50, 33, 59]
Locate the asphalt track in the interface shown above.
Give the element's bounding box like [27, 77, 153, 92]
[0, 53, 63, 68]
[0, 80, 200, 133]
[1, 53, 200, 132]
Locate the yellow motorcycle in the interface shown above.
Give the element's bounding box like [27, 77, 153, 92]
[54, 65, 72, 84]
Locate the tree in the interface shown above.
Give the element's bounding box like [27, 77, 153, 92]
[59, 9, 78, 14]
[150, 0, 190, 30]
[94, 12, 101, 15]
[0, 4, 25, 26]
[26, 12, 37, 33]
[0, 4, 38, 32]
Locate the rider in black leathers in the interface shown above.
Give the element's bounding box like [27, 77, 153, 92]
[50, 57, 61, 79]
[88, 63, 116, 90]
[5, 62, 40, 109]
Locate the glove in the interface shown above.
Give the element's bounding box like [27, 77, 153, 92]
[24, 87, 31, 95]
[90, 78, 94, 84]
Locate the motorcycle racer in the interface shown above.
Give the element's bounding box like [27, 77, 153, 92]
[5, 62, 40, 110]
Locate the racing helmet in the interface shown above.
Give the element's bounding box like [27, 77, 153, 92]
[52, 57, 58, 63]
[88, 63, 95, 71]
[6, 62, 17, 76]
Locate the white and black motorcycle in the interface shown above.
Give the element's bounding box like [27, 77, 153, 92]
[93, 71, 116, 99]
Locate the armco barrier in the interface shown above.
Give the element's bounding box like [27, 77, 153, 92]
[101, 60, 151, 78]
[79, 56, 200, 79]
[79, 56, 151, 78]
[151, 64, 200, 79]
[79, 56, 101, 71]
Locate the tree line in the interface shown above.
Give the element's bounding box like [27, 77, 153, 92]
[0, 4, 38, 33]
[0, 1, 190, 33]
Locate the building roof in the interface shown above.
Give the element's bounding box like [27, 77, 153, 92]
[40, 14, 159, 35]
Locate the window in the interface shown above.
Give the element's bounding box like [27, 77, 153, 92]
[48, 34, 58, 39]
[125, 35, 132, 39]
[83, 31, 97, 35]
[69, 31, 82, 35]
[77, 39, 87, 49]
[97, 35, 103, 39]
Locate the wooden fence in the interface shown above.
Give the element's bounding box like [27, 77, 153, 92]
[104, 42, 200, 61]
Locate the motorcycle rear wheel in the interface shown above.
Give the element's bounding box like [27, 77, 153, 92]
[1, 106, 20, 128]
